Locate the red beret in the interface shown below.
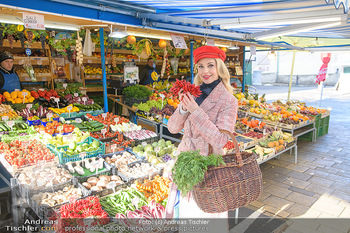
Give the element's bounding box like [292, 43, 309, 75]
[193, 46, 226, 64]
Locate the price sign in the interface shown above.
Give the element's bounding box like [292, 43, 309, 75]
[114, 118, 119, 124]
[25, 77, 30, 81]
[102, 113, 107, 120]
[82, 97, 87, 104]
[2, 116, 9, 122]
[87, 59, 92, 63]
[40, 130, 45, 135]
[74, 93, 79, 97]
[63, 83, 67, 89]
[42, 77, 47, 81]
[159, 94, 165, 108]
[55, 98, 60, 108]
[131, 197, 140, 208]
[47, 113, 53, 119]
[111, 144, 117, 153]
[39, 88, 44, 92]
[26, 104, 32, 109]
[58, 126, 63, 134]
[67, 106, 73, 111]
[36, 59, 42, 65]
[79, 152, 86, 158]
[274, 124, 278, 131]
[141, 142, 147, 147]
[263, 129, 266, 136]
[15, 89, 20, 92]
[7, 121, 14, 129]
[246, 124, 249, 133]
[101, 128, 106, 138]
[75, 118, 82, 123]
[166, 83, 170, 89]
[45, 174, 55, 182]
[22, 91, 28, 104]
[90, 161, 100, 174]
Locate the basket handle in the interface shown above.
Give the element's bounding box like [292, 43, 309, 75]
[209, 129, 243, 167]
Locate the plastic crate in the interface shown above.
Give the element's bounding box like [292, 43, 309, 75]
[47, 137, 105, 164]
[29, 178, 89, 220]
[123, 97, 148, 107]
[299, 131, 314, 141]
[321, 115, 330, 126]
[77, 169, 126, 198]
[318, 126, 324, 138]
[323, 123, 329, 135]
[125, 134, 160, 147]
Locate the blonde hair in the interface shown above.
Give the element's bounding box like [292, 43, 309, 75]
[194, 58, 234, 94]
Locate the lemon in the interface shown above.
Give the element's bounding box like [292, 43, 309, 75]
[16, 25, 24, 32]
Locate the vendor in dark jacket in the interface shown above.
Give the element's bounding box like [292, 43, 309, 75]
[0, 51, 22, 94]
[139, 57, 159, 85]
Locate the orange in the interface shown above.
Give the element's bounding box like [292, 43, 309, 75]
[174, 99, 180, 104]
[28, 97, 35, 102]
[3, 92, 10, 100]
[173, 103, 178, 108]
[126, 35, 136, 45]
[167, 99, 174, 105]
[17, 91, 24, 98]
[11, 91, 17, 99]
[158, 39, 167, 48]
[15, 98, 22, 104]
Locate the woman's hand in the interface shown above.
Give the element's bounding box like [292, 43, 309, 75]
[182, 92, 199, 113]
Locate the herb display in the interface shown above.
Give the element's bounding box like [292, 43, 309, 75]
[123, 85, 152, 99]
[172, 150, 225, 197]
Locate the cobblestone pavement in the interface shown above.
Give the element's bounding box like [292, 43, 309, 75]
[244, 85, 350, 233]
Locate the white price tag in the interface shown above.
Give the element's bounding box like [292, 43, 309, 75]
[39, 88, 45, 92]
[102, 113, 107, 120]
[67, 106, 73, 111]
[274, 124, 278, 131]
[166, 83, 170, 89]
[47, 113, 53, 119]
[79, 152, 86, 158]
[40, 130, 45, 135]
[69, 194, 80, 203]
[82, 97, 87, 104]
[58, 126, 63, 133]
[7, 121, 14, 129]
[141, 142, 148, 147]
[87, 59, 92, 63]
[55, 98, 60, 102]
[263, 129, 266, 136]
[42, 77, 47, 81]
[2, 116, 9, 122]
[114, 118, 119, 124]
[111, 144, 117, 153]
[26, 104, 32, 109]
[25, 77, 30, 81]
[74, 93, 79, 97]
[101, 128, 106, 138]
[75, 118, 82, 123]
[106, 181, 117, 190]
[63, 83, 67, 89]
[14, 89, 20, 92]
[246, 124, 249, 133]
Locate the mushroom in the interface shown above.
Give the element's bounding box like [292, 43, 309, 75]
[82, 182, 92, 190]
[87, 177, 98, 186]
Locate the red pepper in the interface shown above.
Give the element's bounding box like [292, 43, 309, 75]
[46, 92, 52, 97]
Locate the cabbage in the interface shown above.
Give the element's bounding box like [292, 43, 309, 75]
[65, 94, 73, 101]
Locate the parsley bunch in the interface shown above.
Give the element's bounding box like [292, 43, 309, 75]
[172, 150, 225, 197]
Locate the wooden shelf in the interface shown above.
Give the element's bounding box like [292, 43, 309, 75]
[95, 48, 134, 54]
[85, 86, 104, 92]
[14, 56, 50, 66]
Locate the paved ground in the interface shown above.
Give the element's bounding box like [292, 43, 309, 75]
[241, 84, 350, 233]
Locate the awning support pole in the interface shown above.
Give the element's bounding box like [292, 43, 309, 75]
[190, 40, 195, 84]
[288, 51, 296, 100]
[99, 28, 108, 113]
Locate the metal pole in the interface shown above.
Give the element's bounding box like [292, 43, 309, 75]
[99, 28, 108, 113]
[242, 46, 246, 92]
[190, 40, 195, 84]
[287, 51, 296, 100]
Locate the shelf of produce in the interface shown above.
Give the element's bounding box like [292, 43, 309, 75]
[13, 56, 50, 66]
[258, 143, 297, 165]
[18, 73, 52, 82]
[263, 119, 310, 130]
[160, 74, 190, 79]
[83, 57, 103, 64]
[289, 124, 316, 140]
[2, 39, 50, 50]
[95, 48, 134, 54]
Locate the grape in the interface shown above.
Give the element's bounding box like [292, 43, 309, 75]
[7, 34, 14, 49]
[40, 34, 46, 50]
[18, 32, 25, 49]
[27, 31, 33, 46]
[0, 30, 3, 47]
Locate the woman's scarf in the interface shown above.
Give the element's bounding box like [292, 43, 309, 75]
[195, 79, 221, 106]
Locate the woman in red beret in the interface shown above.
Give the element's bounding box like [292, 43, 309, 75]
[166, 46, 238, 231]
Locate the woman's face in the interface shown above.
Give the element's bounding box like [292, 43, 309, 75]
[1, 59, 14, 71]
[197, 58, 219, 84]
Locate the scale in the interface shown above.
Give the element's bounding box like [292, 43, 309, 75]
[107, 62, 138, 95]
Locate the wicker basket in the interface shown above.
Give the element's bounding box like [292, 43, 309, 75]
[193, 130, 263, 213]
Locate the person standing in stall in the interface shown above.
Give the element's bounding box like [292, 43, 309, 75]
[139, 57, 159, 85]
[0, 51, 22, 93]
[165, 46, 238, 232]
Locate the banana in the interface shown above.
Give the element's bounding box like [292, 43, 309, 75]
[145, 40, 151, 56]
[151, 71, 158, 81]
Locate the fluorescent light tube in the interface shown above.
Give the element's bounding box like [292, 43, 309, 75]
[127, 32, 171, 40]
[109, 31, 128, 38]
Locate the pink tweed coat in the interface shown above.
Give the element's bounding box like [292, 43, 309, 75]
[168, 81, 238, 156]
[165, 81, 238, 220]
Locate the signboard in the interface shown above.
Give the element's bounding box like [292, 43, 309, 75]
[22, 12, 45, 30]
[316, 53, 331, 85]
[124, 66, 139, 83]
[207, 39, 215, 47]
[170, 34, 188, 49]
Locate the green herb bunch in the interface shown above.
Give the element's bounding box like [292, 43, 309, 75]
[123, 85, 152, 99]
[172, 150, 225, 197]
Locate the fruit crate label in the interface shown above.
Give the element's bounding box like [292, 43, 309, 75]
[74, 93, 79, 97]
[75, 118, 82, 123]
[26, 104, 32, 109]
[79, 152, 86, 158]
